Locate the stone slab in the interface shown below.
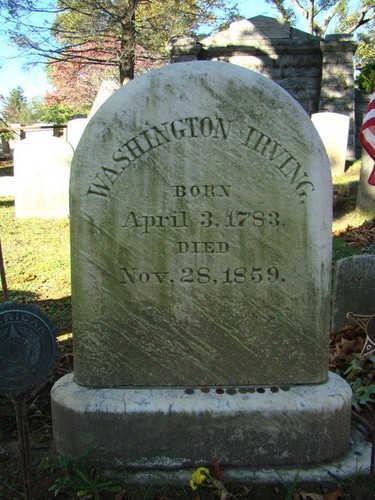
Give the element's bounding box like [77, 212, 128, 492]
[311, 112, 349, 175]
[52, 372, 352, 468]
[66, 117, 89, 150]
[0, 177, 15, 197]
[102, 428, 370, 485]
[88, 80, 120, 119]
[14, 137, 73, 218]
[70, 61, 332, 388]
[332, 255, 375, 332]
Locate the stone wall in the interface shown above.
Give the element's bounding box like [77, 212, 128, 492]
[168, 16, 359, 160]
[320, 35, 357, 158]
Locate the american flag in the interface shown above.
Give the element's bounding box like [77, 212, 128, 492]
[359, 91, 375, 186]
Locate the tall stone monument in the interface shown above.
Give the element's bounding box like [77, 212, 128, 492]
[52, 62, 351, 467]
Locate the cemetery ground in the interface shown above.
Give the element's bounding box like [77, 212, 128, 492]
[0, 157, 375, 499]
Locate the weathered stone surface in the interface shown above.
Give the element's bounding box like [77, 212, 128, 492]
[311, 112, 350, 175]
[52, 372, 352, 467]
[332, 255, 375, 332]
[14, 137, 73, 218]
[70, 61, 332, 388]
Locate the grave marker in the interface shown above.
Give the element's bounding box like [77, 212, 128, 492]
[14, 137, 73, 218]
[332, 254, 375, 332]
[311, 112, 349, 175]
[52, 61, 351, 468]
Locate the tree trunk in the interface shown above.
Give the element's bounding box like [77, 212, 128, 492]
[118, 0, 137, 84]
[308, 0, 314, 34]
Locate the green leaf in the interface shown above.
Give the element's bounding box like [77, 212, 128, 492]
[354, 384, 375, 405]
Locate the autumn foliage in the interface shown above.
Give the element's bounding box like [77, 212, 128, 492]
[45, 43, 165, 112]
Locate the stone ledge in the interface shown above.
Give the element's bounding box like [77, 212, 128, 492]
[52, 372, 352, 468]
[107, 428, 370, 485]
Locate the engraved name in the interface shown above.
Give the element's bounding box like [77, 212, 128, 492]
[87, 117, 315, 205]
[241, 126, 315, 204]
[88, 116, 232, 197]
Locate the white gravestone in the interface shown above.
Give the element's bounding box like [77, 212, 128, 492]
[311, 112, 350, 175]
[66, 117, 89, 150]
[14, 137, 73, 218]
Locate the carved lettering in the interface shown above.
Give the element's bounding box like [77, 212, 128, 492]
[177, 241, 229, 254]
[121, 268, 171, 284]
[172, 185, 231, 198]
[120, 266, 282, 285]
[89, 116, 233, 196]
[88, 119, 314, 204]
[241, 125, 315, 203]
[122, 211, 188, 234]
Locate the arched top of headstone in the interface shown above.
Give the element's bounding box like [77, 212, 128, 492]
[74, 61, 329, 210]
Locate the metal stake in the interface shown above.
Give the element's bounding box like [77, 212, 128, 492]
[0, 239, 8, 300]
[12, 396, 34, 500]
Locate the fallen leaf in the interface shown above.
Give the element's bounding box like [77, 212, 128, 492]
[295, 490, 324, 500]
[323, 486, 345, 499]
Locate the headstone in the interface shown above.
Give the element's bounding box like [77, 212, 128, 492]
[88, 80, 120, 119]
[24, 123, 54, 140]
[311, 112, 350, 175]
[14, 137, 73, 218]
[8, 124, 23, 151]
[52, 61, 351, 468]
[332, 254, 375, 332]
[0, 177, 15, 197]
[357, 150, 375, 213]
[66, 117, 89, 150]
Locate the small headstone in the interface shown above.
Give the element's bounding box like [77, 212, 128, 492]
[14, 137, 73, 218]
[66, 117, 89, 150]
[332, 254, 375, 332]
[24, 123, 54, 140]
[0, 177, 15, 197]
[357, 150, 375, 213]
[311, 112, 349, 175]
[52, 61, 351, 468]
[88, 80, 120, 119]
[8, 124, 23, 151]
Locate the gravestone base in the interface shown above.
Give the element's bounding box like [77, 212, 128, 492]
[52, 372, 351, 468]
